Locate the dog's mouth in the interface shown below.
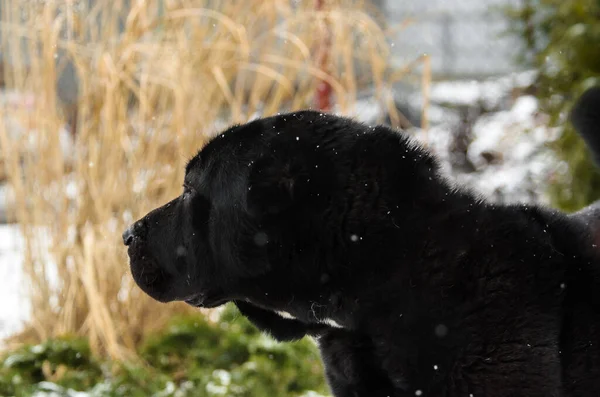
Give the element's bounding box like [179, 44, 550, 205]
[126, 239, 176, 302]
[126, 237, 229, 308]
[184, 292, 229, 309]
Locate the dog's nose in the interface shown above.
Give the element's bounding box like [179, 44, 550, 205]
[122, 220, 146, 246]
[122, 226, 134, 246]
[123, 226, 133, 245]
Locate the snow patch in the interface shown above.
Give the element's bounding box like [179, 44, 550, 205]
[0, 225, 28, 342]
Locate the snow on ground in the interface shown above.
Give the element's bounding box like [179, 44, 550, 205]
[455, 96, 560, 205]
[427, 71, 537, 109]
[0, 223, 58, 345]
[26, 381, 328, 397]
[0, 71, 561, 345]
[31, 382, 92, 397]
[416, 94, 560, 205]
[0, 224, 28, 342]
[350, 71, 559, 205]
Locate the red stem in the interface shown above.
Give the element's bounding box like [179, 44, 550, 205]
[313, 0, 332, 111]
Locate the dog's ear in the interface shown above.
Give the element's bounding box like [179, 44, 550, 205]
[234, 300, 324, 342]
[246, 139, 333, 219]
[246, 154, 308, 216]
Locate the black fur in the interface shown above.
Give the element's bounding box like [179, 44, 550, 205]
[124, 87, 600, 396]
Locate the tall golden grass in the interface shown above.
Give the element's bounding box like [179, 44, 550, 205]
[0, 0, 429, 359]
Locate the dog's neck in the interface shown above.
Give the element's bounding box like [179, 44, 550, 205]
[235, 283, 356, 329]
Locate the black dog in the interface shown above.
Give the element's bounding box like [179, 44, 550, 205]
[239, 87, 600, 397]
[124, 88, 600, 396]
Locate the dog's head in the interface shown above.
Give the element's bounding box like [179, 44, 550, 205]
[123, 117, 273, 307]
[123, 110, 444, 316]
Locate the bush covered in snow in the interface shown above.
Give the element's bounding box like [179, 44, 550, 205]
[505, 0, 600, 211]
[0, 305, 328, 397]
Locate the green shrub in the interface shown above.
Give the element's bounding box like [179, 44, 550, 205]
[0, 304, 328, 397]
[505, 0, 600, 211]
[0, 337, 103, 396]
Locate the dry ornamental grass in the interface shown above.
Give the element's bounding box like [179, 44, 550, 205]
[0, 0, 428, 359]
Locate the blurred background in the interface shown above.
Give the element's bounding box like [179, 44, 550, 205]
[0, 0, 598, 396]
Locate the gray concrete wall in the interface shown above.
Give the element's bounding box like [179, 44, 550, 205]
[381, 0, 524, 78]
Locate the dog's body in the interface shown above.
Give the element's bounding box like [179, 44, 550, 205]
[124, 88, 600, 396]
